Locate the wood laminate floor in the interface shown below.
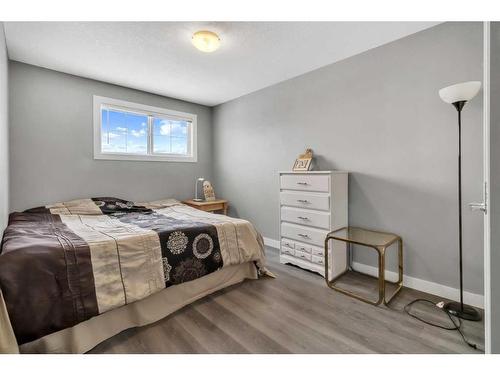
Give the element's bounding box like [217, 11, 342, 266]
[89, 248, 484, 354]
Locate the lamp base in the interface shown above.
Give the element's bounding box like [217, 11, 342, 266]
[443, 301, 482, 321]
[192, 198, 204, 202]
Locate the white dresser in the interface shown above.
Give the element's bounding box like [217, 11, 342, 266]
[279, 171, 348, 278]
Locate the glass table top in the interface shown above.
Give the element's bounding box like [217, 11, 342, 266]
[327, 227, 399, 247]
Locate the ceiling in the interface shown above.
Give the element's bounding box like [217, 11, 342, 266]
[4, 22, 440, 106]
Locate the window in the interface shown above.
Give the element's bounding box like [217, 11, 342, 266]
[93, 96, 197, 162]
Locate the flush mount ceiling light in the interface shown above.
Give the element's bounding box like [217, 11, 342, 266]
[191, 30, 221, 53]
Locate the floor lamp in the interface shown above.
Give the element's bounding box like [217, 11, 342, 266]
[439, 81, 482, 321]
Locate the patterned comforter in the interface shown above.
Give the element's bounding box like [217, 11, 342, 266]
[0, 197, 268, 345]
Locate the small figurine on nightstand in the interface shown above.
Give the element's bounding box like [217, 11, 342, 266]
[203, 180, 216, 201]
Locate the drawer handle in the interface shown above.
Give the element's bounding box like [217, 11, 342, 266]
[317, 259, 324, 264]
[298, 234, 310, 238]
[297, 182, 308, 185]
[297, 216, 309, 220]
[299, 254, 307, 259]
[297, 199, 309, 203]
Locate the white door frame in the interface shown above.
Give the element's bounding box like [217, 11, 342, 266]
[483, 21, 491, 354]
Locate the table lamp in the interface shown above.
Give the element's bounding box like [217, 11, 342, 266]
[193, 177, 205, 201]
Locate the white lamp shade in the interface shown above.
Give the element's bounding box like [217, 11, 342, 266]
[439, 81, 481, 104]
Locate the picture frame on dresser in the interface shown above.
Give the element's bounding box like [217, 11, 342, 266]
[292, 157, 312, 171]
[279, 170, 349, 281]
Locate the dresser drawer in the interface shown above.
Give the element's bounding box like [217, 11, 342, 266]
[281, 222, 329, 247]
[294, 242, 312, 253]
[281, 238, 295, 249]
[311, 255, 325, 266]
[281, 246, 295, 256]
[294, 250, 312, 262]
[280, 192, 330, 211]
[311, 246, 324, 257]
[281, 206, 330, 229]
[280, 174, 330, 192]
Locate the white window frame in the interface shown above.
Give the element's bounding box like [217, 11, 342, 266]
[93, 95, 197, 162]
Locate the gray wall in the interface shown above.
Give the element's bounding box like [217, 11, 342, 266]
[213, 22, 484, 295]
[490, 22, 500, 353]
[0, 24, 8, 231]
[9, 61, 213, 211]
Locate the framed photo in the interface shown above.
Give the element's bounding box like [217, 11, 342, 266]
[293, 148, 314, 171]
[292, 157, 312, 171]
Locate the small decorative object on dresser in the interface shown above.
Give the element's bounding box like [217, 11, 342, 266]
[292, 148, 314, 171]
[279, 170, 348, 279]
[203, 180, 216, 201]
[183, 199, 229, 215]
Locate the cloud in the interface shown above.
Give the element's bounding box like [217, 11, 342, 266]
[102, 141, 147, 154]
[103, 132, 121, 140]
[128, 143, 147, 152]
[131, 128, 146, 137]
[173, 123, 187, 135]
[160, 123, 171, 135]
[109, 127, 146, 138]
[159, 121, 187, 136]
[102, 142, 125, 153]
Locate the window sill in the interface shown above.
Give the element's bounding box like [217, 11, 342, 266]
[94, 153, 197, 163]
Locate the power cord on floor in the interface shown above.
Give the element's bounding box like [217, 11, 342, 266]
[345, 245, 481, 351]
[403, 299, 482, 352]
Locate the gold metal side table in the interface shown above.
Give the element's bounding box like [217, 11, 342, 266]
[324, 227, 403, 306]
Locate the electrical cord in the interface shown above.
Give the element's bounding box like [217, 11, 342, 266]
[345, 245, 480, 351]
[403, 298, 482, 351]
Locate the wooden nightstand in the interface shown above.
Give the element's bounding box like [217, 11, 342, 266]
[182, 199, 229, 215]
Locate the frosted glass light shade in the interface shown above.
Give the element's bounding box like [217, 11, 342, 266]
[439, 81, 481, 104]
[192, 31, 220, 53]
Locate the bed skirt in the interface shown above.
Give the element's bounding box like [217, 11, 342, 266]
[0, 261, 258, 354]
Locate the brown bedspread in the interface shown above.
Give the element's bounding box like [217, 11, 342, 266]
[0, 198, 267, 345]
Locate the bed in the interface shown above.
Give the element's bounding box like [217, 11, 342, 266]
[0, 197, 271, 354]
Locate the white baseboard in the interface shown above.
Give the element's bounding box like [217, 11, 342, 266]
[263, 237, 484, 308]
[263, 236, 280, 249]
[351, 262, 484, 308]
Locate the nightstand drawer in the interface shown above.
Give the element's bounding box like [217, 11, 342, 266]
[280, 192, 330, 211]
[281, 222, 329, 247]
[280, 174, 329, 192]
[182, 199, 229, 215]
[281, 206, 330, 229]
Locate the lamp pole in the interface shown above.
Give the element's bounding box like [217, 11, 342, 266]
[454, 100, 466, 312]
[443, 100, 481, 321]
